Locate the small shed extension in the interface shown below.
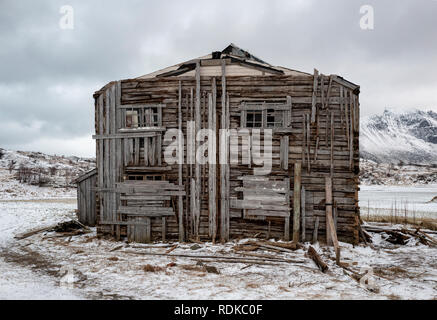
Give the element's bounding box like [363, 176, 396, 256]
[74, 168, 97, 226]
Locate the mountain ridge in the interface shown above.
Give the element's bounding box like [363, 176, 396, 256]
[360, 108, 437, 164]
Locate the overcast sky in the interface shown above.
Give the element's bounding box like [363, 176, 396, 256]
[0, 0, 436, 157]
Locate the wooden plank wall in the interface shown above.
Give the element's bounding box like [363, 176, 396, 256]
[94, 72, 360, 244]
[77, 174, 97, 226]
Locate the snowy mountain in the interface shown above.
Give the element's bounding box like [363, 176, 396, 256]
[360, 109, 437, 164]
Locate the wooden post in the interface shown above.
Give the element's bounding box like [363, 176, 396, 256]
[301, 186, 306, 242]
[220, 60, 229, 242]
[325, 177, 333, 246]
[312, 216, 319, 244]
[194, 61, 201, 240]
[178, 81, 185, 242]
[208, 87, 217, 242]
[325, 177, 341, 265]
[284, 177, 290, 241]
[162, 217, 167, 242]
[292, 162, 302, 243]
[330, 111, 334, 177]
[311, 69, 319, 123]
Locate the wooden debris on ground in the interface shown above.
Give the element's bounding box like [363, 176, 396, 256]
[15, 220, 90, 240]
[307, 246, 328, 273]
[362, 224, 437, 246]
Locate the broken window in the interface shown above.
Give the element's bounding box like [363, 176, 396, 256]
[242, 103, 289, 128]
[266, 109, 284, 128]
[124, 105, 162, 129]
[125, 110, 139, 128]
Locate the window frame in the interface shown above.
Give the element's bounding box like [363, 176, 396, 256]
[121, 104, 163, 129]
[240, 98, 292, 129]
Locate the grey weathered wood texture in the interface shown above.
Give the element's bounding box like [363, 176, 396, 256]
[75, 169, 97, 226]
[90, 52, 361, 244]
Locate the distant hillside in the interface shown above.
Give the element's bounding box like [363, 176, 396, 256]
[360, 109, 437, 165]
[0, 148, 95, 188]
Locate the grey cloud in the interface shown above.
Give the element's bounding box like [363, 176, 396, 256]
[0, 0, 436, 156]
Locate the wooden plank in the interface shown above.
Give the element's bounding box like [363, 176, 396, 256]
[330, 111, 334, 177]
[178, 80, 184, 242]
[284, 177, 290, 241]
[325, 177, 341, 265]
[306, 113, 311, 173]
[162, 217, 166, 242]
[245, 209, 290, 217]
[301, 186, 306, 242]
[194, 61, 201, 240]
[220, 59, 229, 242]
[349, 90, 354, 170]
[311, 69, 319, 123]
[125, 166, 172, 172]
[120, 195, 171, 201]
[280, 136, 289, 170]
[292, 162, 302, 243]
[97, 94, 104, 223]
[93, 132, 160, 140]
[313, 216, 319, 244]
[231, 199, 289, 211]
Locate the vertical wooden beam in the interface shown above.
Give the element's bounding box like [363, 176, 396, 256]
[302, 115, 306, 166]
[325, 177, 341, 265]
[311, 69, 319, 123]
[115, 81, 122, 240]
[292, 162, 302, 243]
[97, 94, 104, 224]
[312, 216, 319, 244]
[284, 177, 290, 241]
[325, 176, 333, 246]
[280, 136, 289, 170]
[104, 89, 111, 234]
[301, 186, 306, 242]
[330, 111, 334, 177]
[194, 61, 201, 240]
[220, 60, 229, 242]
[162, 217, 167, 242]
[344, 89, 350, 150]
[286, 95, 292, 127]
[306, 113, 311, 173]
[349, 91, 354, 171]
[208, 79, 217, 242]
[178, 81, 184, 242]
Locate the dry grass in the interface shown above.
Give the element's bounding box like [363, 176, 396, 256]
[363, 215, 437, 231]
[143, 264, 164, 272]
[246, 283, 260, 289]
[373, 266, 408, 280]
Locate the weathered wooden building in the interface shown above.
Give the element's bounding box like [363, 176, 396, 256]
[79, 44, 361, 245]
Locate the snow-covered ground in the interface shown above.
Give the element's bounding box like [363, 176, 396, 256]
[0, 196, 436, 300]
[0, 198, 85, 299]
[360, 184, 437, 222]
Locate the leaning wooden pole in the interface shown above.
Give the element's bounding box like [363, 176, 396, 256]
[292, 162, 302, 243]
[325, 177, 341, 265]
[178, 81, 185, 242]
